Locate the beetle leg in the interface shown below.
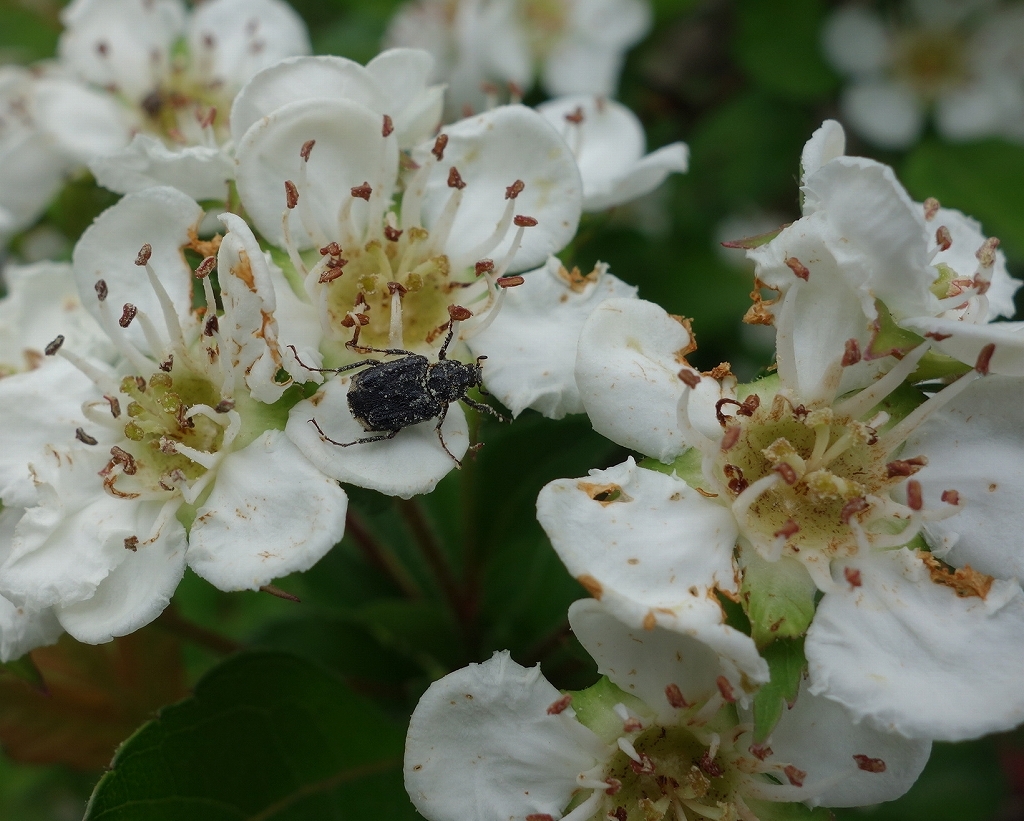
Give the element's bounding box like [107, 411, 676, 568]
[288, 345, 382, 375]
[433, 404, 462, 467]
[461, 397, 507, 424]
[344, 341, 417, 357]
[309, 418, 399, 446]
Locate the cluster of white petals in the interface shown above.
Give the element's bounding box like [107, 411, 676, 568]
[385, 0, 651, 117]
[823, 0, 1024, 148]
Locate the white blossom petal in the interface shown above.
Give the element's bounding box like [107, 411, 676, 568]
[187, 430, 347, 590]
[32, 76, 131, 164]
[0, 507, 62, 661]
[902, 317, 1024, 376]
[799, 119, 846, 184]
[821, 6, 892, 77]
[466, 257, 637, 419]
[840, 81, 925, 150]
[365, 48, 445, 149]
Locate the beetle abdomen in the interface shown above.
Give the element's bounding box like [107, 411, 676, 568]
[348, 356, 442, 432]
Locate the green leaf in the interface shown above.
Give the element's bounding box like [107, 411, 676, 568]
[0, 4, 59, 63]
[751, 638, 806, 743]
[569, 676, 653, 745]
[741, 549, 816, 648]
[84, 651, 419, 821]
[902, 139, 1024, 262]
[733, 0, 838, 102]
[745, 795, 830, 821]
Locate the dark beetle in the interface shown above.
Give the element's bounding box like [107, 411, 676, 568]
[295, 311, 504, 465]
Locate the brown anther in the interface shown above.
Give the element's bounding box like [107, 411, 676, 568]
[975, 343, 995, 375]
[629, 753, 656, 775]
[195, 256, 217, 278]
[737, 394, 760, 416]
[720, 426, 741, 451]
[160, 437, 178, 455]
[351, 182, 372, 200]
[748, 743, 773, 761]
[319, 266, 346, 284]
[906, 479, 923, 511]
[840, 496, 870, 524]
[665, 683, 690, 709]
[935, 225, 953, 251]
[513, 215, 538, 227]
[976, 236, 1000, 268]
[431, 133, 448, 160]
[75, 428, 98, 446]
[925, 331, 952, 341]
[923, 197, 941, 220]
[678, 369, 701, 388]
[124, 536, 139, 552]
[198, 106, 216, 130]
[284, 180, 299, 209]
[447, 167, 466, 190]
[546, 694, 572, 715]
[480, 81, 499, 95]
[383, 225, 403, 242]
[564, 106, 585, 124]
[716, 676, 736, 703]
[104, 395, 121, 418]
[135, 243, 153, 266]
[204, 314, 219, 336]
[785, 257, 810, 281]
[715, 398, 742, 426]
[387, 281, 408, 297]
[45, 335, 65, 356]
[134, 375, 146, 391]
[774, 519, 800, 539]
[320, 241, 342, 257]
[941, 489, 960, 505]
[382, 113, 394, 137]
[448, 304, 473, 322]
[853, 754, 886, 773]
[724, 464, 748, 494]
[497, 275, 524, 288]
[95, 279, 109, 302]
[886, 456, 927, 477]
[605, 780, 622, 797]
[842, 338, 862, 366]
[215, 399, 235, 413]
[699, 751, 724, 778]
[526, 815, 555, 821]
[475, 259, 495, 276]
[300, 139, 315, 162]
[109, 446, 138, 475]
[505, 179, 525, 200]
[774, 463, 798, 485]
[119, 303, 138, 328]
[784, 765, 806, 787]
[844, 567, 862, 588]
[611, 808, 627, 821]
[622, 718, 643, 733]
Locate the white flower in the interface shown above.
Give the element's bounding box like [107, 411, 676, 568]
[822, 0, 1024, 148]
[55, 0, 311, 201]
[537, 95, 688, 212]
[0, 187, 346, 649]
[384, 0, 652, 118]
[405, 599, 930, 821]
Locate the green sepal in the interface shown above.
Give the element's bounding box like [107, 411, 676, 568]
[744, 795, 831, 820]
[751, 638, 807, 743]
[866, 301, 923, 361]
[741, 548, 816, 648]
[568, 676, 654, 745]
[267, 244, 308, 297]
[639, 447, 705, 492]
[0, 654, 45, 693]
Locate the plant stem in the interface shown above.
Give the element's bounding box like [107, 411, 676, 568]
[156, 606, 241, 656]
[397, 498, 468, 627]
[345, 509, 422, 599]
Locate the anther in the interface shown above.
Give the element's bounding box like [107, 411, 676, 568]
[320, 242, 342, 256]
[853, 755, 886, 773]
[976, 237, 1000, 268]
[941, 489, 960, 505]
[665, 683, 690, 709]
[720, 426, 741, 451]
[840, 496, 869, 524]
[886, 456, 928, 477]
[716, 676, 736, 703]
[785, 257, 810, 281]
[737, 394, 760, 416]
[842, 338, 861, 366]
[774, 463, 798, 485]
[95, 280, 109, 301]
[135, 243, 153, 266]
[605, 779, 622, 796]
[198, 107, 216, 130]
[935, 225, 952, 251]
[119, 304, 138, 328]
[45, 335, 65, 356]
[284, 180, 299, 209]
[623, 717, 643, 733]
[124, 536, 139, 552]
[547, 694, 572, 715]
[699, 751, 724, 777]
[475, 259, 495, 276]
[351, 182, 372, 200]
[195, 256, 216, 278]
[300, 139, 315, 162]
[564, 106, 585, 124]
[383, 225, 402, 242]
[104, 395, 121, 417]
[382, 114, 394, 137]
[526, 815, 555, 821]
[611, 808, 627, 821]
[448, 304, 473, 322]
[513, 215, 538, 227]
[844, 567, 862, 588]
[387, 281, 408, 297]
[975, 343, 995, 375]
[784, 765, 806, 787]
[447, 167, 467, 190]
[508, 80, 524, 102]
[679, 369, 701, 388]
[109, 446, 137, 475]
[432, 133, 448, 160]
[204, 314, 219, 336]
[774, 519, 800, 538]
[723, 464, 748, 494]
[215, 399, 235, 413]
[497, 275, 524, 288]
[925, 331, 952, 341]
[629, 753, 656, 775]
[75, 428, 98, 445]
[159, 355, 173, 372]
[505, 179, 525, 200]
[749, 743, 772, 760]
[906, 480, 923, 511]
[923, 197, 940, 220]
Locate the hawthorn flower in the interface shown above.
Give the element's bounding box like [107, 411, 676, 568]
[0, 187, 346, 650]
[384, 0, 652, 117]
[822, 0, 1024, 148]
[405, 599, 930, 821]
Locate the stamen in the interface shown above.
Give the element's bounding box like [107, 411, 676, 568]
[833, 341, 932, 420]
[137, 247, 188, 354]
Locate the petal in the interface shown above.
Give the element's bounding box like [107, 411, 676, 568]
[820, 7, 891, 77]
[188, 430, 347, 591]
[32, 76, 131, 164]
[365, 48, 445, 149]
[906, 375, 1024, 576]
[285, 374, 468, 498]
[567, 0, 651, 49]
[569, 598, 768, 720]
[466, 257, 637, 419]
[934, 83, 1014, 142]
[755, 681, 930, 807]
[799, 119, 846, 184]
[0, 597, 62, 662]
[55, 507, 186, 643]
[839, 82, 925, 150]
[186, 0, 310, 93]
[72, 186, 204, 357]
[542, 40, 624, 98]
[575, 298, 692, 461]
[234, 97, 398, 251]
[807, 548, 1024, 740]
[59, 0, 187, 103]
[418, 105, 583, 273]
[0, 111, 70, 235]
[902, 317, 1024, 376]
[89, 134, 234, 200]
[405, 651, 607, 821]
